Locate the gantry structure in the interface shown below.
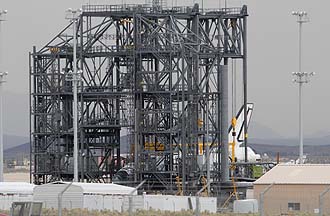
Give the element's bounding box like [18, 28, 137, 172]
[30, 2, 248, 194]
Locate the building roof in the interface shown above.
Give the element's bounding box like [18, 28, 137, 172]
[50, 182, 137, 195]
[254, 164, 330, 185]
[0, 182, 35, 194]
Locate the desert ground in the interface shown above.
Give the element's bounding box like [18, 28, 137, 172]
[4, 172, 30, 182]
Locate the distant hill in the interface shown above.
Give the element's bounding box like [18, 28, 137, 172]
[248, 121, 330, 146]
[241, 120, 330, 158]
[249, 121, 284, 140]
[4, 135, 131, 160]
[6, 138, 330, 164]
[4, 142, 29, 159]
[249, 136, 330, 146]
[250, 143, 330, 157]
[4, 135, 29, 150]
[3, 91, 29, 141]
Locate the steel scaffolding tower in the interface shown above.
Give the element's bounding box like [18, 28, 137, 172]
[30, 3, 248, 194]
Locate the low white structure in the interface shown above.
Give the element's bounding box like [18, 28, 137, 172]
[246, 189, 254, 199]
[233, 199, 258, 213]
[80, 194, 217, 212]
[34, 182, 217, 213]
[0, 182, 35, 210]
[132, 195, 217, 213]
[85, 194, 217, 213]
[33, 182, 136, 210]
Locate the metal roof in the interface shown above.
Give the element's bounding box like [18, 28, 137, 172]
[0, 182, 35, 194]
[254, 164, 330, 185]
[50, 182, 137, 195]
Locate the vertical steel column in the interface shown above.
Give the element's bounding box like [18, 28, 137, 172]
[206, 96, 210, 193]
[31, 46, 37, 183]
[191, 12, 200, 187]
[220, 64, 229, 182]
[217, 17, 222, 182]
[133, 13, 140, 183]
[243, 15, 248, 163]
[181, 53, 186, 193]
[220, 18, 229, 183]
[186, 18, 194, 187]
[72, 17, 79, 182]
[134, 108, 138, 182]
[29, 48, 33, 183]
[205, 19, 211, 194]
[115, 20, 121, 173]
[79, 13, 84, 182]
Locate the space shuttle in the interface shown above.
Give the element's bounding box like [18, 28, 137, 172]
[114, 103, 260, 182]
[228, 103, 261, 162]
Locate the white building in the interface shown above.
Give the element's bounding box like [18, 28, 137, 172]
[0, 182, 35, 210]
[33, 181, 137, 211]
[33, 181, 217, 213]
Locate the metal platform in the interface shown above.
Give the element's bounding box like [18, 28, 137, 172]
[30, 2, 248, 195]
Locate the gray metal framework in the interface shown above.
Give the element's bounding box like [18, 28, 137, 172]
[30, 2, 248, 194]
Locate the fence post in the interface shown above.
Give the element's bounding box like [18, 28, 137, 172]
[319, 185, 330, 216]
[128, 179, 147, 215]
[195, 196, 200, 216]
[58, 182, 73, 216]
[128, 195, 133, 216]
[194, 181, 210, 216]
[259, 183, 274, 216]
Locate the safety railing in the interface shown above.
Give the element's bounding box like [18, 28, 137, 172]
[82, 4, 245, 16]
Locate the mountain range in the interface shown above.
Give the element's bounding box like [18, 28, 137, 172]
[4, 121, 330, 159]
[249, 121, 330, 146]
[4, 135, 29, 150]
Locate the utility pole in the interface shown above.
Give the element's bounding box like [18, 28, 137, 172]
[66, 8, 82, 182]
[291, 11, 314, 164]
[0, 72, 7, 182]
[0, 9, 8, 182]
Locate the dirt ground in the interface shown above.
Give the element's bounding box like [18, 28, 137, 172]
[4, 172, 30, 182]
[0, 209, 258, 216]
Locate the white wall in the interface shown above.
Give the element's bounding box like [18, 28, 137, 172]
[103, 196, 126, 212]
[34, 185, 217, 214]
[82, 195, 217, 213]
[0, 194, 33, 210]
[233, 199, 258, 214]
[33, 184, 83, 209]
[83, 195, 126, 212]
[122, 196, 144, 212]
[199, 197, 217, 213]
[122, 195, 217, 213]
[144, 195, 190, 211]
[246, 189, 254, 199]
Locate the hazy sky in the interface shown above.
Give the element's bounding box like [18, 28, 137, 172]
[0, 0, 327, 139]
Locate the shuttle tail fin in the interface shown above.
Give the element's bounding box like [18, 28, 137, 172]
[228, 103, 254, 147]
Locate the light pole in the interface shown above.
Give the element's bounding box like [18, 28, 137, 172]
[0, 72, 7, 182]
[65, 69, 82, 182]
[292, 11, 313, 164]
[292, 71, 314, 164]
[66, 8, 82, 182]
[0, 9, 8, 182]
